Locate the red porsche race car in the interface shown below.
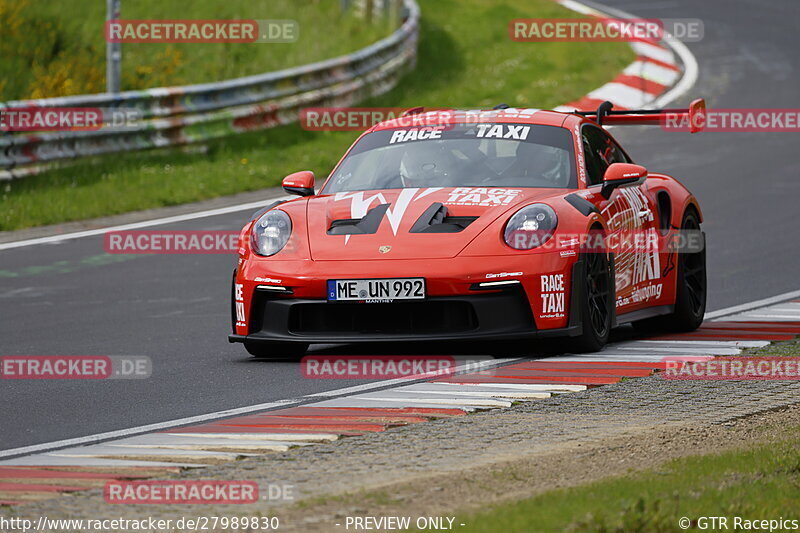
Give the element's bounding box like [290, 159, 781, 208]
[229, 100, 707, 358]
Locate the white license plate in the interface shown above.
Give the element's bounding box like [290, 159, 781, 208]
[327, 278, 426, 301]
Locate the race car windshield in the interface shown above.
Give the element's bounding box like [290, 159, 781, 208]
[322, 123, 577, 193]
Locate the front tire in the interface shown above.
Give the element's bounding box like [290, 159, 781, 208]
[568, 246, 612, 353]
[634, 209, 706, 332]
[244, 341, 309, 360]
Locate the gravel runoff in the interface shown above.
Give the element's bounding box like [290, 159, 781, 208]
[4, 341, 800, 531]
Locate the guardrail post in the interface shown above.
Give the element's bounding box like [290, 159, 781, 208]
[106, 0, 122, 94]
[364, 0, 373, 22]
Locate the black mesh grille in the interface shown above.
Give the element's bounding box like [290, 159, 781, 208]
[288, 301, 478, 335]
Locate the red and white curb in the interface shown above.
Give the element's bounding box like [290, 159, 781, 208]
[2, 297, 799, 506]
[552, 0, 691, 112]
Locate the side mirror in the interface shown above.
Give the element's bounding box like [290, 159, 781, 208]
[600, 163, 647, 199]
[282, 171, 315, 197]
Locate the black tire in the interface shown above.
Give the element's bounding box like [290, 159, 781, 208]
[634, 209, 706, 333]
[244, 341, 309, 360]
[568, 243, 613, 353]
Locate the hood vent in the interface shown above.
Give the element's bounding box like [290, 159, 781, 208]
[328, 203, 389, 235]
[410, 203, 478, 234]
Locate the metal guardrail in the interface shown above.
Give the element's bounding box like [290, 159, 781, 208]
[0, 0, 419, 178]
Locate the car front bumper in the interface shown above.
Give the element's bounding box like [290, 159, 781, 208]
[230, 253, 587, 345]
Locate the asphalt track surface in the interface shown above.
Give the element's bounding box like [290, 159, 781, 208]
[1, 0, 799, 451]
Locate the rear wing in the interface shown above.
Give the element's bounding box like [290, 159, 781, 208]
[574, 98, 706, 133]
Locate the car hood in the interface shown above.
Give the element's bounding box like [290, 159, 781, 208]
[305, 187, 566, 260]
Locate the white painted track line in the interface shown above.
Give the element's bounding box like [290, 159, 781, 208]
[347, 393, 513, 408]
[164, 432, 338, 442]
[0, 196, 289, 251]
[0, 455, 205, 468]
[114, 433, 313, 447]
[728, 314, 800, 321]
[430, 382, 587, 392]
[547, 355, 713, 362]
[109, 436, 306, 452]
[705, 289, 800, 320]
[49, 446, 246, 460]
[624, 340, 770, 348]
[611, 346, 742, 355]
[312, 398, 478, 411]
[394, 384, 551, 399]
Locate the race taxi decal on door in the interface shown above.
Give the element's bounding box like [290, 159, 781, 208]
[234, 283, 246, 328]
[540, 274, 566, 319]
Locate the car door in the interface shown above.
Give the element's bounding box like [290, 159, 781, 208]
[580, 125, 661, 314]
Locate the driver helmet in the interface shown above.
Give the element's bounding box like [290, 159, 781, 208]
[399, 142, 453, 187]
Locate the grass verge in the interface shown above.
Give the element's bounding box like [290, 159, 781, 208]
[1, 0, 635, 231]
[457, 426, 800, 533]
[0, 0, 391, 100]
[451, 340, 800, 533]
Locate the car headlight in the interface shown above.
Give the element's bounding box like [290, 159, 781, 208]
[503, 203, 558, 250]
[251, 210, 292, 256]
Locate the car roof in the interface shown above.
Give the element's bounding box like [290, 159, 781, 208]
[368, 108, 580, 132]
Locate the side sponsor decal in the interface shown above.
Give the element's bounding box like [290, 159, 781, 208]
[616, 282, 663, 308]
[574, 124, 587, 185]
[602, 187, 660, 295]
[631, 249, 661, 285]
[486, 271, 523, 279]
[234, 283, 246, 328]
[615, 269, 632, 290]
[446, 187, 522, 206]
[619, 187, 654, 224]
[540, 274, 566, 318]
[254, 277, 281, 283]
[603, 187, 654, 231]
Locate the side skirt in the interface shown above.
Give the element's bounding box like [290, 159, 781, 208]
[616, 304, 675, 325]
